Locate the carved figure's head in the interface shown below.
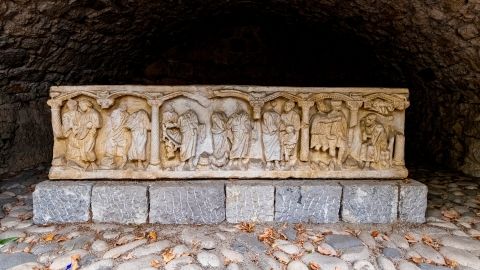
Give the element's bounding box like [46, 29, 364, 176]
[284, 100, 295, 112]
[286, 125, 295, 133]
[66, 99, 77, 111]
[119, 102, 128, 111]
[365, 113, 377, 127]
[79, 100, 92, 112]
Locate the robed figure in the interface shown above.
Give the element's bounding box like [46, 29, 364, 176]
[178, 110, 199, 165]
[211, 112, 230, 167]
[126, 110, 151, 169]
[227, 109, 252, 167]
[76, 100, 101, 170]
[262, 103, 281, 168]
[62, 100, 81, 164]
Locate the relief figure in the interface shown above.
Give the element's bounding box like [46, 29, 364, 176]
[62, 100, 81, 165]
[280, 100, 301, 165]
[262, 102, 282, 169]
[326, 100, 348, 169]
[178, 110, 199, 168]
[102, 103, 129, 169]
[210, 111, 230, 168]
[126, 110, 151, 169]
[76, 100, 101, 170]
[359, 113, 389, 169]
[227, 107, 252, 168]
[162, 108, 181, 160]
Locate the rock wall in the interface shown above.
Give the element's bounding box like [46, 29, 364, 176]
[0, 0, 479, 175]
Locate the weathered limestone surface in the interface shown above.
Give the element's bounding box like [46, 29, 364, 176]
[91, 183, 148, 224]
[275, 181, 342, 223]
[341, 181, 398, 223]
[399, 180, 428, 223]
[226, 183, 275, 223]
[47, 85, 409, 180]
[33, 181, 93, 224]
[149, 181, 225, 224]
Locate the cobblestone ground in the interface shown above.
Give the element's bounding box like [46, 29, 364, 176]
[0, 166, 479, 270]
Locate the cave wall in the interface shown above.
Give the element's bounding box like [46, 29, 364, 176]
[0, 0, 479, 175]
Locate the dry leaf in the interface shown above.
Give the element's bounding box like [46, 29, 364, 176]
[42, 233, 56, 242]
[71, 254, 80, 270]
[442, 209, 460, 220]
[237, 222, 255, 233]
[295, 224, 306, 235]
[411, 256, 423, 264]
[345, 228, 359, 236]
[309, 262, 321, 270]
[445, 258, 458, 268]
[371, 231, 379, 238]
[150, 259, 161, 268]
[404, 233, 417, 243]
[311, 233, 325, 244]
[162, 248, 175, 263]
[56, 236, 68, 242]
[422, 235, 439, 249]
[317, 245, 334, 256]
[147, 231, 158, 242]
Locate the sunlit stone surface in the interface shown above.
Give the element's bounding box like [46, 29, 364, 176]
[47, 85, 409, 179]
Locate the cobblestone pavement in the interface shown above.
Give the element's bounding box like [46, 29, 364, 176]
[0, 166, 479, 270]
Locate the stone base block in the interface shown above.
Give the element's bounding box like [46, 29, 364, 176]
[399, 180, 428, 223]
[226, 182, 274, 223]
[275, 181, 342, 223]
[33, 181, 93, 224]
[33, 179, 427, 224]
[149, 181, 225, 224]
[91, 183, 148, 224]
[341, 181, 399, 223]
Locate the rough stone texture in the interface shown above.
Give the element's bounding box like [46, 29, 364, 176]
[275, 181, 342, 223]
[149, 181, 225, 224]
[32, 181, 92, 224]
[226, 182, 274, 223]
[399, 180, 428, 223]
[91, 183, 147, 224]
[341, 181, 398, 223]
[1, 1, 480, 177]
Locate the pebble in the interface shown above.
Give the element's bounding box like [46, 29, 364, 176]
[383, 247, 402, 259]
[115, 234, 135, 245]
[389, 233, 410, 249]
[1, 217, 20, 228]
[317, 243, 337, 256]
[417, 263, 451, 270]
[0, 253, 37, 270]
[49, 249, 88, 270]
[412, 243, 445, 265]
[376, 256, 396, 270]
[301, 253, 349, 270]
[6, 262, 45, 270]
[276, 243, 301, 255]
[358, 231, 376, 248]
[340, 246, 369, 262]
[81, 259, 114, 270]
[173, 244, 189, 257]
[287, 261, 309, 270]
[398, 260, 421, 270]
[325, 234, 363, 250]
[258, 255, 282, 270]
[116, 255, 162, 270]
[353, 260, 375, 270]
[31, 243, 58, 255]
[25, 225, 55, 234]
[439, 246, 480, 269]
[102, 231, 120, 240]
[180, 265, 202, 270]
[273, 250, 290, 264]
[91, 240, 109, 252]
[131, 240, 171, 257]
[181, 228, 216, 250]
[221, 248, 244, 263]
[165, 256, 194, 270]
[0, 230, 26, 239]
[303, 242, 315, 252]
[102, 239, 147, 259]
[439, 235, 480, 251]
[197, 251, 221, 267]
[226, 263, 240, 270]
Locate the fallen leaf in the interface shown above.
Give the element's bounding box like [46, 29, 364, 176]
[442, 209, 460, 220]
[237, 222, 255, 233]
[317, 245, 334, 256]
[71, 254, 80, 270]
[150, 259, 161, 268]
[404, 233, 417, 243]
[371, 230, 379, 238]
[42, 233, 56, 242]
[56, 236, 68, 242]
[411, 256, 423, 264]
[162, 248, 175, 263]
[445, 258, 458, 268]
[147, 231, 158, 242]
[345, 228, 359, 236]
[309, 262, 321, 270]
[422, 235, 439, 249]
[295, 224, 306, 235]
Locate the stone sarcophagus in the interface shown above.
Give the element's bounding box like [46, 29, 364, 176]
[47, 85, 409, 179]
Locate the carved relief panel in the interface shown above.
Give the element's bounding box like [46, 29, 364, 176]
[48, 86, 409, 179]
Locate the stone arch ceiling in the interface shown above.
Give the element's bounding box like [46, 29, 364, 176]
[0, 0, 479, 175]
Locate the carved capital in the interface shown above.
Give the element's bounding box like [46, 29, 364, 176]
[345, 100, 363, 110]
[147, 99, 163, 107]
[97, 98, 114, 109]
[251, 100, 265, 120]
[47, 99, 63, 109]
[298, 100, 314, 109]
